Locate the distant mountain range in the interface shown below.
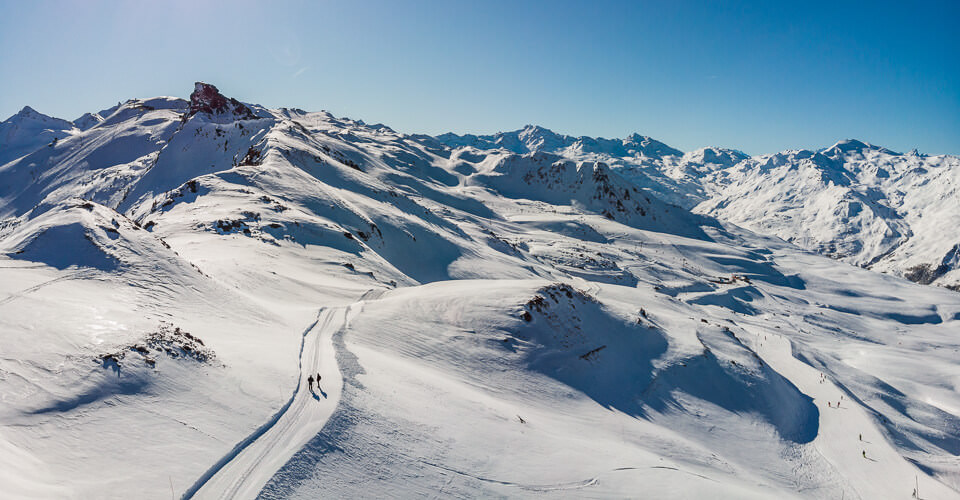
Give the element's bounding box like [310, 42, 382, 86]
[438, 127, 960, 290]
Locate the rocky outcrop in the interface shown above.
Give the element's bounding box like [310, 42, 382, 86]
[188, 82, 257, 120]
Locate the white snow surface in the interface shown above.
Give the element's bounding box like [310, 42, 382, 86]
[440, 129, 960, 290]
[1, 85, 959, 499]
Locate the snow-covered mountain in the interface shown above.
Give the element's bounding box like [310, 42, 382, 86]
[0, 106, 77, 166]
[438, 128, 960, 291]
[438, 126, 682, 158]
[2, 84, 959, 499]
[694, 141, 960, 289]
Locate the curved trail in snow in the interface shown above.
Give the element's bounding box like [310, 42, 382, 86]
[183, 289, 385, 500]
[738, 326, 960, 500]
[0, 269, 96, 306]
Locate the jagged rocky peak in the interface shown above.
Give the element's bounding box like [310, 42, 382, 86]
[516, 124, 566, 150]
[517, 124, 556, 139]
[683, 147, 750, 166]
[188, 82, 256, 120]
[624, 133, 683, 157]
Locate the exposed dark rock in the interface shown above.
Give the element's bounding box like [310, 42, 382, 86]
[96, 323, 216, 370]
[904, 263, 947, 285]
[238, 145, 264, 166]
[188, 82, 257, 120]
[904, 245, 959, 285]
[579, 345, 607, 361]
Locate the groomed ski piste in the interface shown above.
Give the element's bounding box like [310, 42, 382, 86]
[183, 304, 348, 500]
[1, 83, 958, 499]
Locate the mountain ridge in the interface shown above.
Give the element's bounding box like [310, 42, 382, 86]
[6, 96, 958, 290]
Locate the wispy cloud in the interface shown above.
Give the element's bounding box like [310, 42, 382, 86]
[294, 66, 309, 78]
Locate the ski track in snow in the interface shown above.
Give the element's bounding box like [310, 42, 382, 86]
[742, 328, 960, 500]
[418, 460, 722, 493]
[184, 289, 384, 500]
[418, 459, 599, 492]
[0, 269, 96, 306]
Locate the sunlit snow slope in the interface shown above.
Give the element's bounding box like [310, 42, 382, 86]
[439, 129, 960, 290]
[1, 84, 958, 499]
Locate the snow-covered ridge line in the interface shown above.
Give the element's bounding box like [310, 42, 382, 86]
[5, 85, 959, 286]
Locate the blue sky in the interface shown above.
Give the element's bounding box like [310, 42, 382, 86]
[1, 0, 957, 154]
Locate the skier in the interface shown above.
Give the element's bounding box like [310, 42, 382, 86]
[307, 374, 314, 391]
[862, 450, 866, 459]
[859, 433, 862, 441]
[317, 372, 322, 382]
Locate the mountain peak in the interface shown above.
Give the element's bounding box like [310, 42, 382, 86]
[516, 125, 564, 147]
[824, 139, 897, 157]
[188, 82, 256, 120]
[17, 105, 39, 117]
[830, 139, 870, 151]
[624, 134, 683, 157]
[683, 147, 750, 166]
[3, 105, 74, 130]
[7, 105, 63, 124]
[519, 124, 555, 135]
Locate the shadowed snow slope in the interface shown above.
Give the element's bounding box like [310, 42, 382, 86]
[0, 106, 76, 166]
[1, 84, 959, 499]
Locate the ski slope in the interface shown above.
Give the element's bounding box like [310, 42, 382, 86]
[185, 288, 387, 499]
[185, 306, 345, 499]
[750, 328, 955, 500]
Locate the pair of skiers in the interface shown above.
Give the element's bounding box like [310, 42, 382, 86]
[307, 373, 322, 391]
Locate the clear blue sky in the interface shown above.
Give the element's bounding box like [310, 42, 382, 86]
[1, 0, 958, 155]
